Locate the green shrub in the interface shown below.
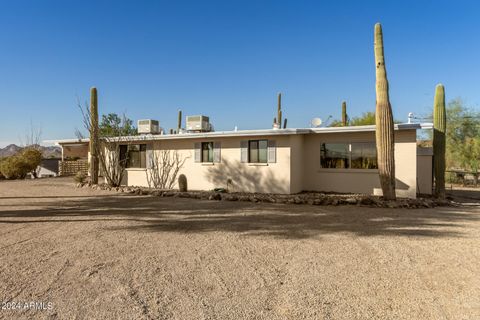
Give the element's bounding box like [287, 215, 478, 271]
[21, 148, 42, 177]
[0, 155, 29, 179]
[0, 148, 42, 179]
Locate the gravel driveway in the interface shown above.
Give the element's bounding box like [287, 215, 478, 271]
[0, 178, 479, 319]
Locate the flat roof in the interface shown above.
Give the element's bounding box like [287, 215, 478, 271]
[45, 123, 433, 145]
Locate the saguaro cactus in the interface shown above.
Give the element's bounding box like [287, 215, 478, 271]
[89, 87, 99, 185]
[342, 101, 348, 126]
[177, 109, 182, 133]
[433, 84, 446, 198]
[277, 93, 282, 127]
[374, 23, 396, 200]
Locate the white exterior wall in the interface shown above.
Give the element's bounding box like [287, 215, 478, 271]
[115, 129, 419, 198]
[289, 135, 304, 193]
[302, 130, 417, 198]
[123, 135, 293, 194]
[417, 147, 433, 195]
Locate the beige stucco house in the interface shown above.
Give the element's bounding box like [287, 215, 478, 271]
[53, 123, 433, 199]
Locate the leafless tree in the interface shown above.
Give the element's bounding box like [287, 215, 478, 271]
[74, 128, 85, 140]
[146, 149, 187, 189]
[17, 120, 43, 178]
[20, 120, 42, 149]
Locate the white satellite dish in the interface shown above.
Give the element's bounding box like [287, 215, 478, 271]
[311, 117, 322, 128]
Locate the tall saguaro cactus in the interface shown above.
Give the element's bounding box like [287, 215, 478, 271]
[342, 101, 348, 126]
[89, 87, 99, 185]
[177, 109, 182, 133]
[277, 93, 282, 128]
[433, 84, 446, 198]
[374, 23, 396, 200]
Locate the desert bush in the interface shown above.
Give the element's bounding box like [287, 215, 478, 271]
[73, 171, 87, 184]
[146, 150, 187, 189]
[0, 155, 29, 179]
[0, 148, 42, 179]
[21, 147, 42, 178]
[0, 159, 6, 179]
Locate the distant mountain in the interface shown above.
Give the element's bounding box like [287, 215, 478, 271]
[0, 144, 62, 159]
[0, 144, 22, 157]
[40, 146, 62, 159]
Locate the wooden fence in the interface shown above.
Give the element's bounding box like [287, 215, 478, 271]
[59, 160, 88, 176]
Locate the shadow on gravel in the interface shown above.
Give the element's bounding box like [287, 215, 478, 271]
[0, 194, 478, 239]
[447, 189, 480, 203]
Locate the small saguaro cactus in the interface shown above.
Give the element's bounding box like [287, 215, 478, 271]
[433, 84, 446, 198]
[342, 101, 348, 126]
[177, 109, 182, 133]
[374, 23, 396, 200]
[89, 87, 99, 185]
[283, 118, 287, 129]
[178, 174, 187, 192]
[277, 93, 282, 128]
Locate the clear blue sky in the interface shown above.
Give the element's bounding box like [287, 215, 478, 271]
[0, 0, 479, 147]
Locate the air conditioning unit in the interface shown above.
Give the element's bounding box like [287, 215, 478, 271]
[137, 119, 160, 134]
[186, 115, 211, 132]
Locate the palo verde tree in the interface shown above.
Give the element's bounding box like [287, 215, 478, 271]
[433, 84, 446, 198]
[99, 113, 137, 137]
[374, 23, 396, 200]
[330, 111, 376, 127]
[444, 99, 480, 186]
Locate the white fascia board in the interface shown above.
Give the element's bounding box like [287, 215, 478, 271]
[112, 128, 311, 143]
[45, 123, 432, 144]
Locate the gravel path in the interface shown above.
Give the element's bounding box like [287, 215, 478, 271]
[0, 177, 479, 319]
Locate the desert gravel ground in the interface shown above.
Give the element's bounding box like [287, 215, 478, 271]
[0, 178, 479, 320]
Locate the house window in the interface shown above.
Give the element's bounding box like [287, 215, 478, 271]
[195, 142, 221, 163]
[321, 143, 349, 168]
[201, 142, 214, 162]
[351, 142, 378, 169]
[320, 142, 377, 169]
[120, 144, 147, 168]
[249, 140, 268, 163]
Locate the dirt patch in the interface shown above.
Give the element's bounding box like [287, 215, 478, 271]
[0, 177, 479, 319]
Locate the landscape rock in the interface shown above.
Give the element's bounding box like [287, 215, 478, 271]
[81, 183, 454, 209]
[208, 193, 221, 201]
[345, 198, 358, 205]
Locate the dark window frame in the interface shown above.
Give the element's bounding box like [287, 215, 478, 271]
[248, 139, 268, 163]
[119, 144, 147, 169]
[320, 142, 378, 170]
[201, 142, 214, 163]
